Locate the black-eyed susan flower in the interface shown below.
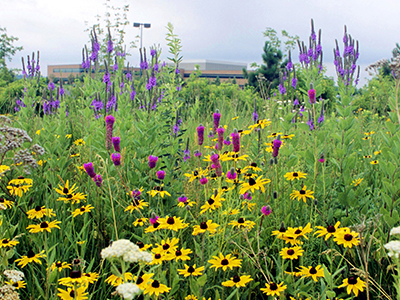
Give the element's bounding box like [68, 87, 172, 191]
[239, 175, 270, 194]
[314, 221, 342, 240]
[260, 282, 287, 296]
[284, 172, 307, 181]
[0, 165, 10, 174]
[370, 160, 379, 165]
[284, 223, 313, 240]
[55, 180, 78, 196]
[300, 265, 325, 282]
[133, 218, 148, 227]
[71, 205, 94, 217]
[15, 249, 46, 268]
[243, 162, 262, 172]
[242, 201, 257, 211]
[184, 168, 208, 182]
[362, 136, 371, 140]
[290, 186, 314, 203]
[0, 238, 19, 248]
[134, 273, 154, 290]
[57, 286, 88, 300]
[51, 261, 72, 272]
[200, 193, 224, 214]
[58, 270, 88, 286]
[178, 264, 205, 277]
[208, 253, 242, 271]
[165, 248, 192, 261]
[105, 272, 133, 286]
[267, 132, 283, 138]
[5, 280, 26, 289]
[363, 155, 372, 158]
[26, 220, 61, 233]
[0, 197, 13, 209]
[229, 218, 256, 231]
[192, 220, 219, 236]
[82, 272, 99, 284]
[74, 139, 85, 146]
[338, 276, 366, 296]
[147, 184, 171, 198]
[248, 119, 271, 131]
[27, 206, 56, 219]
[149, 253, 166, 265]
[352, 178, 363, 187]
[7, 177, 33, 197]
[272, 224, 287, 239]
[374, 150, 381, 155]
[223, 208, 240, 216]
[152, 237, 179, 255]
[158, 216, 189, 231]
[333, 228, 360, 248]
[280, 246, 304, 260]
[143, 280, 171, 297]
[364, 131, 375, 135]
[136, 241, 152, 251]
[125, 199, 149, 213]
[145, 221, 161, 233]
[222, 274, 253, 288]
[222, 152, 248, 162]
[282, 134, 295, 139]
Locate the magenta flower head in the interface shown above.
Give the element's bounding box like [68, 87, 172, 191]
[112, 136, 121, 152]
[223, 136, 231, 146]
[272, 137, 282, 158]
[200, 175, 208, 185]
[178, 194, 188, 203]
[194, 150, 202, 157]
[148, 155, 158, 169]
[93, 174, 102, 187]
[213, 109, 221, 133]
[261, 205, 272, 216]
[319, 153, 325, 163]
[231, 129, 240, 153]
[227, 167, 237, 180]
[156, 170, 166, 180]
[216, 126, 225, 151]
[150, 215, 159, 225]
[197, 124, 205, 146]
[308, 83, 316, 105]
[83, 162, 96, 178]
[105, 115, 115, 151]
[210, 152, 222, 177]
[111, 153, 121, 166]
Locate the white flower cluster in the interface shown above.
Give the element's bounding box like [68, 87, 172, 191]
[390, 226, 400, 236]
[101, 239, 152, 263]
[384, 240, 400, 258]
[116, 283, 140, 300]
[4, 270, 24, 283]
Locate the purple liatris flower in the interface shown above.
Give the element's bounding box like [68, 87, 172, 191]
[111, 153, 121, 166]
[175, 68, 180, 74]
[227, 168, 237, 180]
[140, 61, 148, 70]
[84, 162, 96, 178]
[213, 109, 221, 133]
[216, 126, 225, 151]
[105, 115, 115, 151]
[231, 129, 240, 153]
[103, 72, 110, 85]
[48, 82, 55, 91]
[272, 138, 282, 158]
[148, 155, 158, 169]
[197, 124, 205, 146]
[223, 137, 231, 146]
[93, 174, 102, 187]
[210, 152, 222, 176]
[200, 175, 208, 185]
[156, 170, 165, 180]
[112, 136, 121, 152]
[261, 205, 272, 216]
[308, 88, 316, 104]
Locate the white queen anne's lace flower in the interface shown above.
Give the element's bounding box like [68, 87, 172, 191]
[101, 239, 152, 263]
[116, 282, 140, 299]
[384, 240, 400, 258]
[390, 226, 400, 236]
[4, 270, 24, 282]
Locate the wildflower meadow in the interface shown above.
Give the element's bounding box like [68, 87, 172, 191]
[2, 18, 400, 300]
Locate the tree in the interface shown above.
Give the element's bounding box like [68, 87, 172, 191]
[0, 27, 23, 66]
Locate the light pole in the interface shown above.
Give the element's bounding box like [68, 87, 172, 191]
[133, 23, 151, 50]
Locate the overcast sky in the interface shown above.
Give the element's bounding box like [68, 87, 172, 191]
[2, 0, 399, 86]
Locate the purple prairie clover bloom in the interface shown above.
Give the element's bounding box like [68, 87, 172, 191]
[223, 137, 231, 146]
[261, 205, 272, 216]
[227, 168, 237, 180]
[319, 153, 325, 163]
[210, 153, 222, 176]
[148, 155, 158, 169]
[308, 89, 316, 104]
[93, 174, 102, 187]
[244, 192, 252, 200]
[216, 126, 225, 151]
[194, 150, 201, 157]
[208, 131, 214, 138]
[156, 170, 166, 180]
[272, 139, 282, 158]
[112, 136, 121, 152]
[199, 175, 208, 185]
[231, 129, 240, 153]
[132, 190, 141, 200]
[213, 110, 221, 133]
[150, 216, 159, 225]
[111, 153, 121, 166]
[48, 82, 55, 91]
[105, 115, 115, 151]
[84, 162, 96, 178]
[278, 83, 286, 95]
[178, 195, 188, 203]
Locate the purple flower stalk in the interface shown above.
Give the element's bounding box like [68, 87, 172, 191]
[107, 38, 113, 53]
[272, 138, 282, 158]
[213, 109, 221, 133]
[318, 101, 324, 124]
[150, 49, 156, 57]
[93, 174, 102, 187]
[194, 150, 201, 157]
[132, 189, 141, 200]
[216, 126, 225, 151]
[223, 137, 231, 146]
[278, 83, 286, 95]
[111, 153, 121, 166]
[156, 170, 166, 180]
[48, 82, 55, 91]
[112, 136, 121, 152]
[105, 115, 115, 151]
[293, 99, 299, 106]
[227, 168, 237, 180]
[261, 205, 272, 216]
[148, 155, 158, 169]
[308, 88, 316, 105]
[197, 124, 205, 146]
[231, 129, 240, 153]
[183, 148, 190, 162]
[210, 152, 222, 176]
[84, 162, 96, 178]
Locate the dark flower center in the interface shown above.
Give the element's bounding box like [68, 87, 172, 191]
[211, 173, 217, 178]
[137, 219, 142, 222]
[2, 239, 9, 243]
[70, 270, 82, 279]
[279, 227, 286, 233]
[299, 190, 306, 195]
[137, 241, 144, 248]
[221, 259, 229, 265]
[294, 229, 302, 234]
[309, 267, 317, 274]
[66, 194, 73, 199]
[176, 250, 182, 256]
[208, 198, 215, 205]
[233, 275, 240, 283]
[200, 222, 208, 229]
[69, 291, 75, 297]
[80, 207, 86, 211]
[13, 282, 18, 287]
[236, 168, 242, 174]
[27, 250, 35, 258]
[188, 266, 195, 273]
[73, 259, 80, 265]
[0, 198, 4, 203]
[162, 244, 170, 250]
[238, 218, 245, 224]
[167, 217, 175, 225]
[348, 277, 357, 285]
[63, 187, 69, 194]
[56, 262, 62, 267]
[153, 222, 160, 228]
[155, 254, 161, 259]
[40, 222, 49, 228]
[287, 249, 295, 255]
[269, 283, 278, 290]
[193, 170, 199, 176]
[327, 225, 336, 233]
[293, 172, 298, 177]
[35, 206, 42, 211]
[251, 162, 257, 167]
[151, 280, 160, 288]
[132, 199, 139, 206]
[344, 234, 353, 241]
[249, 178, 256, 186]
[136, 277, 144, 284]
[222, 186, 228, 191]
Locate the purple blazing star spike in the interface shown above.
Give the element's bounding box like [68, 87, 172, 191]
[156, 170, 165, 180]
[140, 61, 148, 70]
[175, 68, 180, 74]
[93, 174, 102, 187]
[146, 83, 152, 91]
[148, 155, 158, 169]
[107, 38, 113, 54]
[112, 136, 121, 152]
[261, 205, 272, 216]
[299, 106, 305, 117]
[231, 129, 240, 153]
[176, 85, 181, 92]
[227, 168, 237, 180]
[149, 75, 157, 87]
[111, 153, 121, 166]
[84, 162, 96, 178]
[318, 101, 324, 124]
[213, 109, 221, 133]
[216, 126, 225, 151]
[126, 72, 132, 81]
[291, 77, 297, 90]
[287, 61, 293, 71]
[105, 115, 115, 151]
[253, 108, 258, 123]
[272, 138, 282, 158]
[130, 88, 136, 101]
[308, 88, 316, 105]
[210, 152, 222, 177]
